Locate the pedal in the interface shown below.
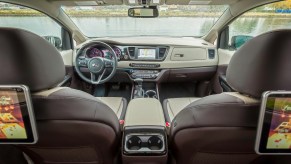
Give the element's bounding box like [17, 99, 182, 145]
[93, 84, 106, 97]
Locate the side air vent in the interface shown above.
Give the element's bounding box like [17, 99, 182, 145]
[76, 48, 81, 54]
[208, 49, 215, 59]
[128, 47, 135, 58]
[158, 47, 167, 59]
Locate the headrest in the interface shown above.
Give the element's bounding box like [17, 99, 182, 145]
[0, 28, 65, 92]
[226, 29, 291, 98]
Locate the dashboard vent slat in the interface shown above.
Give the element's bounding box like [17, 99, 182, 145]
[128, 47, 135, 57]
[208, 49, 215, 59]
[159, 48, 167, 59]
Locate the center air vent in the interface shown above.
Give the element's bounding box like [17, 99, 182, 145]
[158, 47, 167, 59]
[128, 47, 135, 58]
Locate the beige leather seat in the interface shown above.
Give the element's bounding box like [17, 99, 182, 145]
[163, 98, 200, 122]
[96, 97, 127, 119]
[34, 87, 127, 120]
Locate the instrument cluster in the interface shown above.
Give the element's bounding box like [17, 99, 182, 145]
[85, 46, 124, 60]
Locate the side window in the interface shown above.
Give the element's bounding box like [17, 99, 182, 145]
[0, 2, 63, 50]
[228, 1, 291, 50]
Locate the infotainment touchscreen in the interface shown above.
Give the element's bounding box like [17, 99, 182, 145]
[138, 49, 156, 60]
[256, 91, 291, 154]
[0, 85, 37, 144]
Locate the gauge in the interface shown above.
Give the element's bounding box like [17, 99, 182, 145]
[87, 48, 103, 58]
[113, 47, 122, 59]
[102, 49, 112, 59]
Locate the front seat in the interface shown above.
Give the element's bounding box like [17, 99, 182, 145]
[0, 28, 125, 164]
[169, 30, 291, 164]
[163, 98, 200, 122]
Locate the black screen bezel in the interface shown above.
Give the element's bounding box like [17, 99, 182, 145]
[0, 86, 36, 143]
[258, 93, 291, 153]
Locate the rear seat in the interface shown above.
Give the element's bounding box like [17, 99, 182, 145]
[163, 98, 200, 122]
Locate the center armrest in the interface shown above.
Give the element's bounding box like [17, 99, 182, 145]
[122, 98, 167, 162]
[124, 98, 165, 127]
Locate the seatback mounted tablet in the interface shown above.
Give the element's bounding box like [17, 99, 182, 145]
[256, 91, 291, 154]
[0, 85, 37, 144]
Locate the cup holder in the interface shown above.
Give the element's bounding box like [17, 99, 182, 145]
[125, 134, 165, 153]
[126, 136, 142, 150]
[145, 90, 157, 99]
[148, 136, 163, 150]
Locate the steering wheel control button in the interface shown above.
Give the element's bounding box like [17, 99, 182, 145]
[78, 60, 87, 67]
[105, 61, 113, 67]
[88, 58, 104, 73]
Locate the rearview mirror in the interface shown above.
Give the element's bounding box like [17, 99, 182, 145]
[128, 7, 159, 18]
[230, 35, 253, 50]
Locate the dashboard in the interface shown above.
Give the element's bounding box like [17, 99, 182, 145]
[74, 37, 218, 82]
[83, 45, 168, 62]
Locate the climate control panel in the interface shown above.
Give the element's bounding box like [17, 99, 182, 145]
[130, 69, 160, 79]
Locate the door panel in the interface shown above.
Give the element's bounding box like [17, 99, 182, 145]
[212, 48, 235, 93]
[218, 49, 234, 65]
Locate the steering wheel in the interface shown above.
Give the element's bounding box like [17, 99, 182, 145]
[75, 41, 118, 85]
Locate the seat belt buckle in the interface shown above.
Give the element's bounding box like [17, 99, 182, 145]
[166, 122, 171, 127]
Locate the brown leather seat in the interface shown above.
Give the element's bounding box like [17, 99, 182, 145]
[0, 28, 123, 164]
[169, 30, 291, 164]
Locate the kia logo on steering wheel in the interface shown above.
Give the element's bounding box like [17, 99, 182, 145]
[92, 63, 99, 67]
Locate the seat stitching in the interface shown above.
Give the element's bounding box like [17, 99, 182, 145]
[115, 99, 123, 118]
[168, 101, 175, 121]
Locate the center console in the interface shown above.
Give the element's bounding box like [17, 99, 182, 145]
[122, 46, 168, 163]
[132, 78, 159, 99]
[123, 46, 167, 80]
[123, 98, 167, 164]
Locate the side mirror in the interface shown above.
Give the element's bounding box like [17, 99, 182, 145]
[43, 36, 62, 50]
[230, 35, 253, 50]
[128, 7, 159, 18]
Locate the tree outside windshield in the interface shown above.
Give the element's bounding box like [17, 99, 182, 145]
[0, 1, 290, 39]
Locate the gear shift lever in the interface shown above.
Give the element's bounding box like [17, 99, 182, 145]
[134, 78, 144, 98]
[134, 78, 143, 87]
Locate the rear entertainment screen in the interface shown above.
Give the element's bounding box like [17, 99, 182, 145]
[0, 85, 37, 144]
[256, 91, 291, 154]
[138, 49, 156, 60]
[266, 97, 291, 149]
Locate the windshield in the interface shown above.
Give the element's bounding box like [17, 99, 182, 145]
[62, 5, 228, 37]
